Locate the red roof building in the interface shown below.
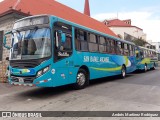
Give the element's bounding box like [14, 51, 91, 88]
[0, 0, 117, 37]
[103, 18, 146, 41]
[104, 19, 131, 27]
[103, 19, 142, 30]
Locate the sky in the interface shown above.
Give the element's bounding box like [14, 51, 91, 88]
[0, 0, 160, 42]
[57, 0, 160, 42]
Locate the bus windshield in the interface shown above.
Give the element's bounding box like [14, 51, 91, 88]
[10, 28, 51, 60]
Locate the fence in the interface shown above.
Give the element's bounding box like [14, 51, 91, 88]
[0, 61, 8, 83]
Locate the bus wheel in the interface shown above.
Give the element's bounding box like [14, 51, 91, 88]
[120, 65, 126, 79]
[144, 64, 147, 72]
[73, 69, 88, 90]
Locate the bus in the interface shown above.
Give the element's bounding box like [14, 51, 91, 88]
[3, 15, 137, 89]
[136, 46, 158, 72]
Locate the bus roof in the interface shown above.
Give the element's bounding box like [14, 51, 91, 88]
[56, 15, 135, 46]
[138, 46, 157, 52]
[14, 14, 135, 46]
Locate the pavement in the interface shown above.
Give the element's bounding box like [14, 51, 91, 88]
[0, 67, 160, 120]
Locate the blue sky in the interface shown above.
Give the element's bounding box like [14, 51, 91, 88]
[0, 0, 159, 42]
[57, 0, 160, 42]
[58, 0, 160, 15]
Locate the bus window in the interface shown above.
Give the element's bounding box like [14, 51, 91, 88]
[129, 45, 133, 56]
[147, 50, 150, 57]
[63, 34, 72, 51]
[140, 50, 144, 58]
[75, 29, 88, 51]
[54, 22, 72, 61]
[145, 50, 147, 57]
[121, 42, 124, 55]
[117, 41, 123, 55]
[106, 38, 110, 53]
[132, 45, 135, 56]
[124, 43, 129, 56]
[88, 33, 98, 52]
[99, 36, 106, 53]
[109, 39, 116, 54]
[136, 52, 139, 58]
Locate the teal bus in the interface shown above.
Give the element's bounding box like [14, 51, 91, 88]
[136, 46, 158, 72]
[3, 15, 137, 89]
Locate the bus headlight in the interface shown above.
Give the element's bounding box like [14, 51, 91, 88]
[36, 66, 50, 78]
[43, 66, 49, 73]
[37, 70, 43, 78]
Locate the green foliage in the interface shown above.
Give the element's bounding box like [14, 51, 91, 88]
[133, 38, 147, 46]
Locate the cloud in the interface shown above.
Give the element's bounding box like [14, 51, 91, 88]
[92, 11, 160, 42]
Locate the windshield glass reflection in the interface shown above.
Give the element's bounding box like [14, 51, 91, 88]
[11, 28, 51, 60]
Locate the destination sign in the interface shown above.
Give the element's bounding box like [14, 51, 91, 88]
[13, 16, 49, 29]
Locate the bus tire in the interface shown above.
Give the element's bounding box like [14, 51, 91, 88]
[120, 65, 126, 79]
[144, 64, 147, 72]
[73, 69, 88, 90]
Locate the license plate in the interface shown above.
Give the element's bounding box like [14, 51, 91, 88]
[19, 78, 24, 83]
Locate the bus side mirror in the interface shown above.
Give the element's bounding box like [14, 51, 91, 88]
[3, 31, 12, 50]
[61, 33, 66, 43]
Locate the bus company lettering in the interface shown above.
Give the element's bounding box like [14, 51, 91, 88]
[84, 56, 109, 63]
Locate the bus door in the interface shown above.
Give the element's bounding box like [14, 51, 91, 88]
[53, 28, 73, 86]
[136, 49, 144, 64]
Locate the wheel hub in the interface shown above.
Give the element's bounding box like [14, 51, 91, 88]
[145, 65, 147, 71]
[77, 73, 86, 86]
[122, 69, 126, 77]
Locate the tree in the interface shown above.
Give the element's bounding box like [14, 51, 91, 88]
[132, 38, 147, 46]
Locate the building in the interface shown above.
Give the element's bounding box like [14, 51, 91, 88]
[0, 0, 117, 82]
[103, 19, 146, 42]
[84, 0, 90, 16]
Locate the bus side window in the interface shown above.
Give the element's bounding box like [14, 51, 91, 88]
[128, 45, 132, 56]
[109, 39, 115, 54]
[130, 45, 134, 56]
[121, 42, 124, 55]
[111, 40, 116, 54]
[146, 50, 149, 57]
[54, 22, 72, 61]
[75, 29, 88, 51]
[106, 38, 110, 53]
[88, 33, 98, 52]
[145, 50, 147, 57]
[124, 43, 129, 56]
[132, 45, 135, 56]
[140, 51, 144, 58]
[108, 39, 111, 53]
[99, 36, 106, 53]
[63, 34, 72, 51]
[117, 41, 122, 55]
[133, 46, 135, 56]
[136, 52, 139, 58]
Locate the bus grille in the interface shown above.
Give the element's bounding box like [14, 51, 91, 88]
[11, 75, 35, 83]
[10, 57, 50, 69]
